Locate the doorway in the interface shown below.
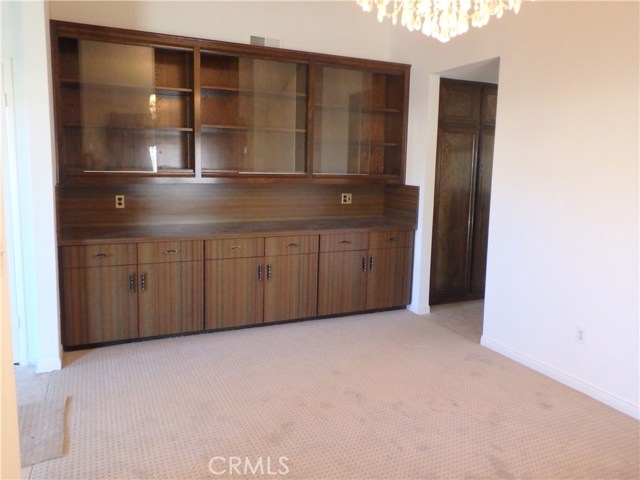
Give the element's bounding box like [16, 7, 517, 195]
[429, 77, 497, 305]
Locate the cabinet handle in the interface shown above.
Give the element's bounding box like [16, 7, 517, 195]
[287, 243, 299, 248]
[230, 246, 242, 251]
[257, 264, 262, 282]
[369, 256, 374, 271]
[93, 253, 110, 258]
[339, 240, 352, 245]
[163, 249, 178, 255]
[266, 264, 272, 280]
[129, 273, 136, 292]
[140, 272, 146, 291]
[388, 237, 398, 242]
[362, 257, 367, 272]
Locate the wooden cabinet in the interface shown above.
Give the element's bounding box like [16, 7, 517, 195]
[313, 66, 407, 178]
[205, 237, 265, 329]
[137, 241, 203, 337]
[61, 244, 138, 345]
[430, 79, 496, 305]
[200, 54, 307, 175]
[51, 21, 409, 184]
[318, 230, 413, 316]
[60, 228, 412, 348]
[264, 235, 318, 323]
[54, 36, 194, 181]
[61, 241, 203, 347]
[366, 232, 414, 310]
[205, 235, 318, 329]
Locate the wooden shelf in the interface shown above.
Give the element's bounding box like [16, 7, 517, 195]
[60, 79, 193, 96]
[201, 85, 306, 98]
[66, 168, 195, 175]
[314, 104, 402, 114]
[63, 124, 193, 132]
[201, 124, 306, 134]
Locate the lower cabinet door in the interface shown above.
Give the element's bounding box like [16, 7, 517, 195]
[62, 265, 138, 346]
[205, 257, 264, 329]
[318, 250, 368, 316]
[264, 253, 318, 323]
[366, 247, 413, 310]
[138, 261, 204, 337]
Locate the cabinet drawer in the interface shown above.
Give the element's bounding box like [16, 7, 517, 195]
[137, 241, 203, 264]
[62, 244, 137, 268]
[205, 238, 264, 259]
[320, 233, 368, 252]
[369, 230, 414, 249]
[265, 235, 319, 256]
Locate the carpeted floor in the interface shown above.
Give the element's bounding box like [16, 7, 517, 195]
[16, 306, 639, 479]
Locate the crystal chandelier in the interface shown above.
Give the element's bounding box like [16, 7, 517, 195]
[356, 0, 524, 43]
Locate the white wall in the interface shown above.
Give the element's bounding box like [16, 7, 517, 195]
[49, 1, 393, 60]
[389, 1, 639, 418]
[44, 1, 640, 417]
[1, 4, 22, 476]
[2, 0, 60, 372]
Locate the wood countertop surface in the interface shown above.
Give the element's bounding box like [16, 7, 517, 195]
[58, 217, 416, 246]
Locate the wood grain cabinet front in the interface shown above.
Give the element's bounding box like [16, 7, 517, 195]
[318, 230, 413, 316]
[205, 237, 265, 329]
[61, 244, 138, 346]
[137, 241, 204, 338]
[264, 235, 319, 324]
[205, 235, 319, 329]
[61, 241, 204, 347]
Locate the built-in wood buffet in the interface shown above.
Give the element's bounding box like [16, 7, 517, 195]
[52, 21, 418, 349]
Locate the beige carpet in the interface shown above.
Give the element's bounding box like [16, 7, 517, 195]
[18, 397, 67, 467]
[19, 309, 639, 479]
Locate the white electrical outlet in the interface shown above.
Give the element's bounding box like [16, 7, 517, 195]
[341, 193, 352, 205]
[576, 325, 586, 345]
[115, 195, 125, 209]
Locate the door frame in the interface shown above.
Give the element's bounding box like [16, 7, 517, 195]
[1, 56, 28, 365]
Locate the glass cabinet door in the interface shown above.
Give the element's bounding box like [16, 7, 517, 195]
[57, 38, 193, 175]
[312, 66, 404, 177]
[200, 53, 307, 175]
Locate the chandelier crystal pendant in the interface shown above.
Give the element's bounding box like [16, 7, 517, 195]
[356, 0, 524, 43]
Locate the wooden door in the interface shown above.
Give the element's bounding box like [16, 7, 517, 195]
[62, 265, 138, 345]
[366, 247, 413, 310]
[264, 253, 318, 323]
[205, 257, 264, 329]
[470, 130, 494, 297]
[318, 250, 367, 316]
[138, 261, 203, 337]
[430, 79, 496, 305]
[430, 126, 478, 303]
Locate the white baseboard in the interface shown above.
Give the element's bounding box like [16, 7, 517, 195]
[481, 335, 640, 420]
[36, 356, 61, 373]
[408, 303, 430, 315]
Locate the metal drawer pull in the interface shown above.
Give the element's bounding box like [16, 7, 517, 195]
[129, 273, 135, 292]
[362, 257, 367, 272]
[287, 243, 299, 248]
[93, 253, 110, 258]
[230, 246, 242, 251]
[339, 240, 352, 245]
[164, 249, 178, 255]
[140, 272, 146, 291]
[370, 256, 374, 271]
[258, 265, 262, 282]
[266, 264, 272, 280]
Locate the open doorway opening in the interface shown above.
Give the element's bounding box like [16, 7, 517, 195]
[428, 58, 500, 339]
